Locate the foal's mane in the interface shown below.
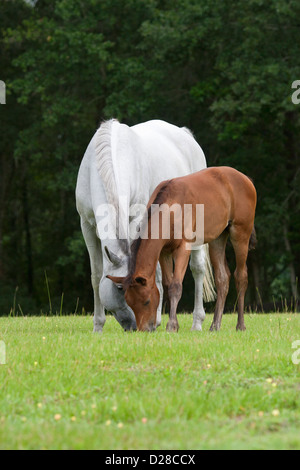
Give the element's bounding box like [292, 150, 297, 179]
[122, 237, 142, 288]
[125, 180, 172, 288]
[150, 180, 172, 209]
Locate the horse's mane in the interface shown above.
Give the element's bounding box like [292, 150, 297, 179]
[95, 119, 119, 210]
[95, 119, 128, 251]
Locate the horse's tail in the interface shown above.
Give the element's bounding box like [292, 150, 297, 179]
[249, 226, 257, 251]
[203, 244, 217, 302]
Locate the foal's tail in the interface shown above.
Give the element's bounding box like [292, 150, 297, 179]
[249, 226, 257, 251]
[203, 244, 217, 302]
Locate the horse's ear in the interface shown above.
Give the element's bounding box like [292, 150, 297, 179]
[134, 276, 147, 286]
[106, 275, 125, 286]
[104, 246, 122, 266]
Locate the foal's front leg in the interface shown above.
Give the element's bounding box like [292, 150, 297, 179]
[166, 245, 191, 332]
[167, 282, 182, 332]
[155, 263, 163, 328]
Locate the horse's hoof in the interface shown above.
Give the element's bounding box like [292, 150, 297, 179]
[191, 323, 203, 331]
[93, 327, 103, 334]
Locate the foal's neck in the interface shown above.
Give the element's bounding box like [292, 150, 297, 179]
[134, 237, 165, 280]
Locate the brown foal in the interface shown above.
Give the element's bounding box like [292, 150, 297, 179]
[107, 167, 257, 332]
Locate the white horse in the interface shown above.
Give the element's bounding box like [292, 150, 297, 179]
[76, 119, 215, 332]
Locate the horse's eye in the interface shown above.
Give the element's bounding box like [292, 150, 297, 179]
[144, 299, 150, 306]
[116, 285, 123, 291]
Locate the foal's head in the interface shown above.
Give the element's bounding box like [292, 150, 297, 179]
[107, 275, 160, 331]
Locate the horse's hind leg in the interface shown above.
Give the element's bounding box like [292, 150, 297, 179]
[209, 231, 230, 331]
[190, 248, 206, 331]
[229, 225, 251, 331]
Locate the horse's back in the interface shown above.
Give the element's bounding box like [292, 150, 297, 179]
[76, 119, 207, 226]
[131, 120, 206, 174]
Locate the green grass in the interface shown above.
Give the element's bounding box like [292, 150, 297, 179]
[0, 313, 299, 450]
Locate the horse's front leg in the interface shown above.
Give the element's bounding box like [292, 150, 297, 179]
[166, 245, 191, 333]
[80, 218, 106, 333]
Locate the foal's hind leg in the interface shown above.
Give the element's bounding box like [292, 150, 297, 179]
[209, 231, 230, 331]
[230, 226, 251, 331]
[190, 248, 206, 331]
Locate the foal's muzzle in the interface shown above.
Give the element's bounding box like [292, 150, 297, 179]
[139, 321, 156, 332]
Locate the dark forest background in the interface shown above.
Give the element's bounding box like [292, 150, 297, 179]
[0, 0, 299, 316]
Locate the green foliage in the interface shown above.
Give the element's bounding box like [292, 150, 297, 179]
[0, 0, 299, 313]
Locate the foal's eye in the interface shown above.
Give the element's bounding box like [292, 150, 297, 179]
[144, 299, 150, 306]
[116, 285, 123, 291]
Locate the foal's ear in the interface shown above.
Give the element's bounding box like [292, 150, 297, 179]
[106, 275, 125, 286]
[134, 276, 147, 286]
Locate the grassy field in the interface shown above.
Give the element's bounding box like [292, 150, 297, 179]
[0, 313, 299, 450]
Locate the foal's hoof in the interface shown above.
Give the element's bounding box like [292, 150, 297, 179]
[209, 323, 220, 332]
[166, 321, 179, 333]
[236, 324, 246, 331]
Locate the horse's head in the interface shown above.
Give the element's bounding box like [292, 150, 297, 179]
[100, 246, 137, 331]
[106, 274, 160, 332]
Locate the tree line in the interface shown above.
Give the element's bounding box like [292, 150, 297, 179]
[0, 0, 299, 315]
